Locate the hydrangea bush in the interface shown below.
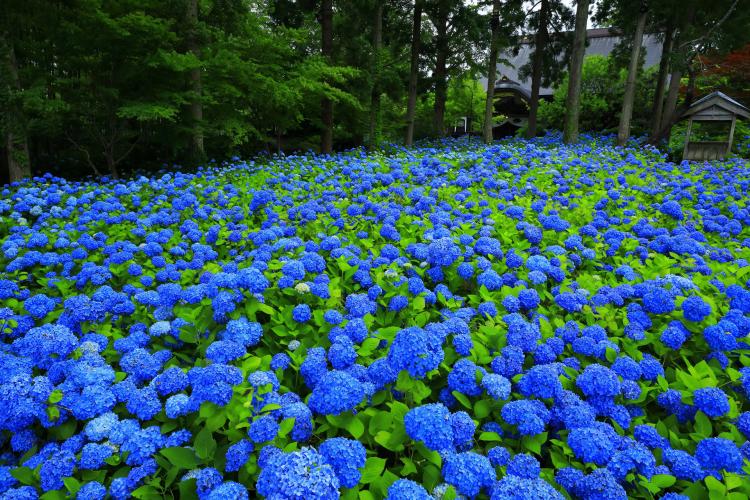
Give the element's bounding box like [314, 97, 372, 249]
[1, 133, 750, 499]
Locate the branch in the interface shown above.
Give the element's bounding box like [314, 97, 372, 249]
[64, 131, 102, 177]
[678, 0, 739, 52]
[114, 129, 142, 167]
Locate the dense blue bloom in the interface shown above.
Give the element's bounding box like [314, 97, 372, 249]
[660, 200, 684, 220]
[507, 453, 540, 479]
[488, 446, 511, 466]
[319, 437, 366, 488]
[220, 319, 262, 347]
[292, 304, 312, 323]
[387, 326, 444, 379]
[256, 448, 339, 499]
[345, 293, 377, 318]
[249, 415, 279, 443]
[576, 364, 621, 398]
[693, 387, 729, 418]
[642, 287, 675, 314]
[682, 295, 711, 322]
[225, 440, 253, 472]
[695, 438, 743, 472]
[448, 358, 483, 397]
[568, 426, 615, 465]
[427, 238, 461, 267]
[441, 452, 495, 497]
[501, 400, 550, 435]
[405, 403, 454, 452]
[386, 479, 431, 500]
[491, 475, 564, 500]
[308, 370, 364, 415]
[482, 373, 511, 400]
[518, 364, 562, 399]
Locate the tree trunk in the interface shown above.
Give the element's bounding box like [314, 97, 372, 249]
[616, 4, 647, 147]
[104, 149, 119, 180]
[405, 0, 423, 146]
[320, 0, 334, 154]
[653, 3, 696, 144]
[526, 0, 549, 139]
[649, 25, 674, 141]
[433, 0, 449, 137]
[563, 0, 589, 144]
[482, 0, 501, 144]
[187, 0, 205, 162]
[4, 42, 31, 182]
[368, 1, 384, 149]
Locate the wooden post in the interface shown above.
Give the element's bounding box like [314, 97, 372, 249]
[726, 116, 736, 156]
[682, 118, 693, 160]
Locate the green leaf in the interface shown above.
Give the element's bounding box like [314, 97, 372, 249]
[474, 399, 492, 419]
[695, 411, 712, 437]
[278, 417, 295, 437]
[194, 428, 216, 461]
[346, 416, 365, 439]
[160, 447, 200, 470]
[650, 474, 676, 488]
[48, 390, 63, 404]
[521, 432, 548, 455]
[705, 475, 727, 497]
[63, 477, 81, 494]
[360, 457, 386, 484]
[368, 411, 392, 434]
[179, 478, 199, 500]
[10, 467, 35, 486]
[451, 391, 472, 409]
[478, 431, 503, 442]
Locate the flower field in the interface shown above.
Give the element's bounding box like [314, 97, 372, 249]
[2, 135, 750, 500]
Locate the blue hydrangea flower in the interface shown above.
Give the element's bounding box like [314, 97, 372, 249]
[256, 448, 339, 499]
[386, 479, 431, 500]
[404, 403, 454, 452]
[441, 452, 495, 497]
[319, 437, 366, 488]
[682, 295, 711, 322]
[308, 370, 364, 415]
[693, 387, 730, 418]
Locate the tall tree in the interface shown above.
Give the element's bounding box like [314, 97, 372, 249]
[186, 0, 205, 162]
[616, 1, 648, 146]
[1, 39, 31, 182]
[405, 0, 422, 145]
[431, 0, 450, 137]
[320, 0, 334, 153]
[526, 0, 550, 138]
[482, 0, 501, 144]
[649, 23, 674, 140]
[650, 0, 747, 143]
[563, 0, 590, 144]
[369, 1, 384, 149]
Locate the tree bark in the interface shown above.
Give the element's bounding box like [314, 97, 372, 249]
[405, 0, 423, 146]
[320, 0, 334, 154]
[649, 24, 674, 141]
[653, 3, 696, 144]
[432, 0, 449, 138]
[482, 0, 501, 144]
[616, 4, 647, 147]
[4, 41, 32, 182]
[563, 0, 589, 144]
[368, 1, 383, 149]
[187, 0, 204, 162]
[104, 149, 119, 180]
[526, 0, 549, 138]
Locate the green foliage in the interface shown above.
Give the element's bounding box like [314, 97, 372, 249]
[538, 55, 656, 135]
[445, 76, 486, 133]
